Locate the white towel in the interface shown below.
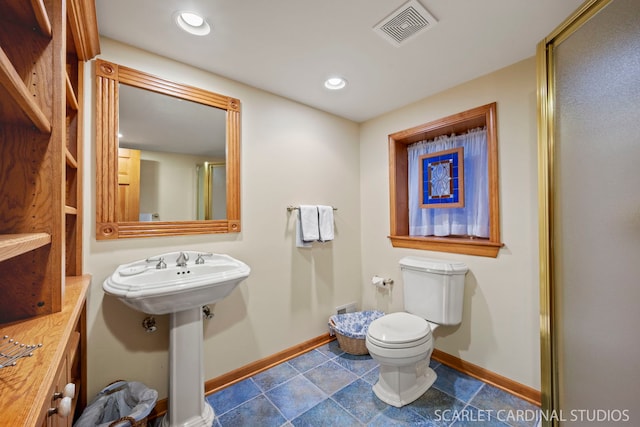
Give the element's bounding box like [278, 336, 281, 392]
[318, 205, 334, 242]
[299, 205, 319, 243]
[296, 212, 312, 248]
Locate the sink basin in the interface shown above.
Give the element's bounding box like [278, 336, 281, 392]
[103, 251, 251, 314]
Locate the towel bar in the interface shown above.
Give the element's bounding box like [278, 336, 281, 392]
[287, 205, 337, 212]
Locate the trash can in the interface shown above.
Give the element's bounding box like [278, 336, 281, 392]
[73, 380, 158, 427]
[328, 310, 385, 355]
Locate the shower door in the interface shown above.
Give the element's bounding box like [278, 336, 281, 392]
[538, 0, 640, 425]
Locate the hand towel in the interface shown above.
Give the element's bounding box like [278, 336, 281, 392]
[299, 205, 319, 243]
[318, 205, 334, 242]
[296, 211, 312, 248]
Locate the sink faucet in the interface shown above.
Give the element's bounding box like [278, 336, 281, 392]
[146, 256, 166, 269]
[176, 252, 189, 267]
[195, 252, 213, 264]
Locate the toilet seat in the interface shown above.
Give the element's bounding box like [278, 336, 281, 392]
[367, 312, 431, 349]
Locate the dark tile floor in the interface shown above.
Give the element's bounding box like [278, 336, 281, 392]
[205, 341, 540, 426]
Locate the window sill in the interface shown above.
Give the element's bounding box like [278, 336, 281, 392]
[388, 235, 503, 258]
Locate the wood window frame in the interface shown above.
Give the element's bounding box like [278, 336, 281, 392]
[388, 102, 503, 258]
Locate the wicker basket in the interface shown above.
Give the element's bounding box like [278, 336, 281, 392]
[330, 319, 369, 355]
[329, 310, 385, 355]
[109, 415, 148, 427]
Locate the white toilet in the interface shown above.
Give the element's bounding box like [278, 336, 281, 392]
[365, 256, 468, 407]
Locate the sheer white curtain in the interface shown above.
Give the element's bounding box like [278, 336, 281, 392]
[408, 128, 489, 237]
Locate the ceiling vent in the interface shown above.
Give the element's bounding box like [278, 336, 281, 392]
[373, 0, 438, 46]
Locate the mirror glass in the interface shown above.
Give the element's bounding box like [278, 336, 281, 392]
[95, 59, 241, 239]
[118, 84, 226, 222]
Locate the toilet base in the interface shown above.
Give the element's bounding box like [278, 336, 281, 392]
[372, 360, 436, 407]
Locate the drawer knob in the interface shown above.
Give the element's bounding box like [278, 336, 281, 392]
[49, 383, 75, 417]
[58, 397, 72, 417]
[47, 396, 71, 418]
[63, 382, 76, 399]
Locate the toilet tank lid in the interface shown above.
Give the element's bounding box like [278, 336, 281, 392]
[399, 256, 468, 275]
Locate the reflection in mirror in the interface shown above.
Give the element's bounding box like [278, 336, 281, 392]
[196, 162, 226, 220]
[118, 84, 227, 222]
[95, 59, 241, 239]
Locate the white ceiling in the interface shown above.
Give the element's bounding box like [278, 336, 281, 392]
[96, 0, 584, 123]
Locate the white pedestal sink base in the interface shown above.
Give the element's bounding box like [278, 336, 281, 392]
[160, 308, 215, 427]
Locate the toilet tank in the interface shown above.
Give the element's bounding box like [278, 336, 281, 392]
[399, 257, 468, 326]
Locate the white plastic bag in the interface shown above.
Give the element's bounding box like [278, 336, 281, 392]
[73, 381, 158, 427]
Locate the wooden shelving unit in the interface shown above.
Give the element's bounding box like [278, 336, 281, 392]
[0, 0, 64, 322]
[0, 0, 98, 424]
[65, 27, 82, 278]
[0, 0, 98, 322]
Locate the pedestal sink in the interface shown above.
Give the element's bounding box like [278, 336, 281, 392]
[103, 251, 250, 427]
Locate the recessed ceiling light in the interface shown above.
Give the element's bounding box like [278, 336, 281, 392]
[324, 77, 347, 90]
[181, 12, 204, 27]
[174, 11, 211, 36]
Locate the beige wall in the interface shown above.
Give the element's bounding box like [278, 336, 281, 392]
[84, 39, 541, 400]
[359, 57, 541, 389]
[83, 38, 362, 398]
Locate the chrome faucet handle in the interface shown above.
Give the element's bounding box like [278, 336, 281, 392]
[176, 252, 189, 267]
[195, 253, 213, 264]
[145, 257, 166, 269]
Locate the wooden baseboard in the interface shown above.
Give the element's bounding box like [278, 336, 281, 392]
[149, 335, 541, 421]
[149, 333, 335, 421]
[432, 348, 541, 406]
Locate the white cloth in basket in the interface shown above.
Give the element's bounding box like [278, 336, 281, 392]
[328, 310, 385, 339]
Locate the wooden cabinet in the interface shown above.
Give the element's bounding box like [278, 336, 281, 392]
[0, 1, 98, 425]
[0, 276, 90, 426]
[46, 319, 83, 427]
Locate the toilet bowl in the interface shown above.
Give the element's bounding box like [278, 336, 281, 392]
[365, 257, 468, 407]
[365, 312, 438, 407]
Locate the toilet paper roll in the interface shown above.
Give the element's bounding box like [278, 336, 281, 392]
[372, 275, 386, 288]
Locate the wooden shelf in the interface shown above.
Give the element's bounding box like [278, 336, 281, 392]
[0, 47, 51, 133]
[0, 233, 51, 263]
[65, 71, 79, 110]
[65, 147, 78, 168]
[31, 0, 53, 37]
[65, 205, 78, 215]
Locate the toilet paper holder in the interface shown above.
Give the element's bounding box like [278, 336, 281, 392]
[372, 275, 393, 289]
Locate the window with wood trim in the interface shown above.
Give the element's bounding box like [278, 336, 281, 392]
[388, 103, 503, 257]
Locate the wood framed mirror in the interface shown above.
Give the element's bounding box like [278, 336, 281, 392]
[95, 59, 241, 239]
